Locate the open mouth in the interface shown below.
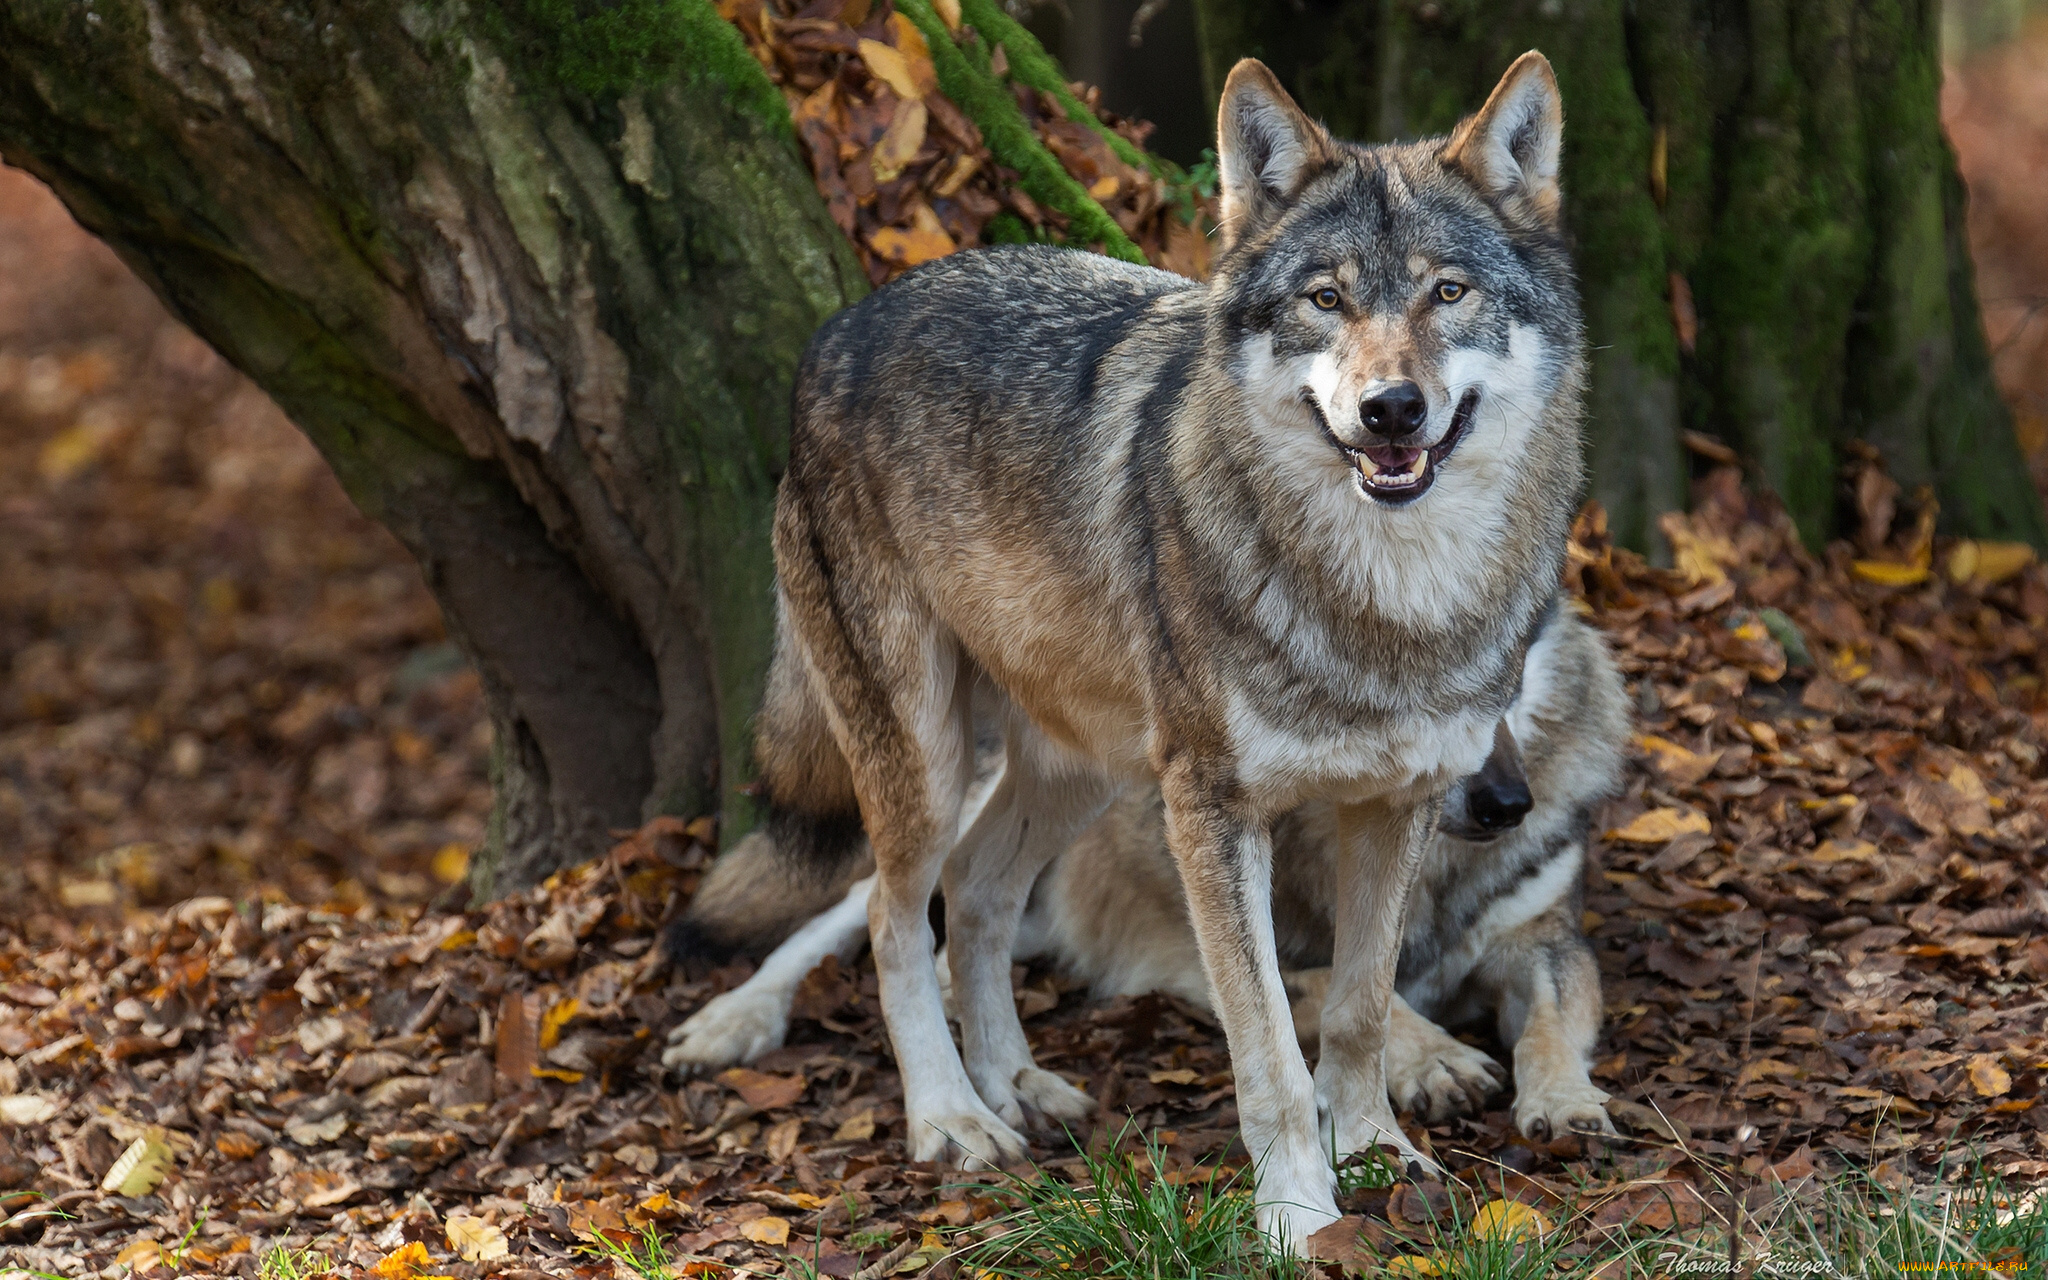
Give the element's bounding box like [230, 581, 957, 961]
[1345, 389, 1481, 506]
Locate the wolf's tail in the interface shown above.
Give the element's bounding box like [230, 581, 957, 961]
[661, 828, 874, 966]
[662, 621, 869, 967]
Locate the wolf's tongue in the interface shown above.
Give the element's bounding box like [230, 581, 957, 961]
[1362, 445, 1422, 473]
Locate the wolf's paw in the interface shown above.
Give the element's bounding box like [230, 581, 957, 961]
[661, 990, 787, 1073]
[907, 1103, 1029, 1170]
[1513, 1078, 1614, 1141]
[1012, 1067, 1095, 1128]
[1386, 1023, 1504, 1123]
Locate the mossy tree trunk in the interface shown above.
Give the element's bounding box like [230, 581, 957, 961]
[1191, 0, 2048, 552]
[0, 0, 866, 894]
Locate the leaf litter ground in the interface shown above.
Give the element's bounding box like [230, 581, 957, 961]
[8, 18, 2048, 1278]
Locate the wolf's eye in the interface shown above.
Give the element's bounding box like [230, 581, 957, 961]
[1435, 281, 1467, 303]
[1310, 288, 1342, 311]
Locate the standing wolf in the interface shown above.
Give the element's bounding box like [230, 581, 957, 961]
[668, 604, 1629, 1142]
[759, 52, 1584, 1243]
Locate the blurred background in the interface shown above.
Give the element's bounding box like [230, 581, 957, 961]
[0, 0, 2044, 923]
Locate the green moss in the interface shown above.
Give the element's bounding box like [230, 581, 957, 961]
[482, 0, 790, 135]
[895, 0, 1142, 262]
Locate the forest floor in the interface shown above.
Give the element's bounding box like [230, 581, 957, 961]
[8, 16, 2048, 1280]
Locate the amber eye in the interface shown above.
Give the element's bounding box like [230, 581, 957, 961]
[1311, 288, 1342, 311]
[1436, 281, 1467, 303]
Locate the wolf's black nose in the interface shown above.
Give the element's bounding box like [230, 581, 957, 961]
[1361, 381, 1427, 436]
[1466, 777, 1533, 832]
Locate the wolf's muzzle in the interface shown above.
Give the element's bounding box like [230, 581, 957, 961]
[1333, 388, 1481, 506]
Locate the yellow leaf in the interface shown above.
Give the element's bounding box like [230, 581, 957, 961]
[1949, 765, 1989, 804]
[430, 844, 471, 884]
[894, 1231, 949, 1273]
[438, 930, 476, 952]
[870, 205, 955, 268]
[446, 1214, 511, 1262]
[100, 1129, 175, 1196]
[1969, 1054, 2014, 1098]
[540, 997, 580, 1050]
[741, 1215, 792, 1246]
[932, 0, 961, 31]
[1809, 839, 1877, 864]
[1604, 808, 1711, 845]
[531, 1066, 584, 1083]
[1148, 1068, 1199, 1085]
[859, 39, 922, 99]
[1470, 1199, 1552, 1241]
[886, 15, 939, 94]
[1089, 174, 1120, 199]
[116, 1240, 166, 1272]
[833, 1108, 876, 1141]
[37, 419, 114, 482]
[870, 98, 929, 182]
[1947, 539, 1981, 584]
[1385, 1256, 1443, 1277]
[1973, 541, 2036, 586]
[373, 1242, 433, 1279]
[1850, 559, 1930, 587]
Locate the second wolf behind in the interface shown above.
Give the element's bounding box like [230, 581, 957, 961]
[666, 605, 1628, 1141]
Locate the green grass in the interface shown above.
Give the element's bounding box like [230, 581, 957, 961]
[576, 1224, 683, 1280]
[941, 1127, 2048, 1279]
[257, 1245, 334, 1280]
[959, 1130, 1315, 1280]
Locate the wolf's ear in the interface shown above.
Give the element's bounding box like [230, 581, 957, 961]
[1441, 51, 1563, 225]
[1216, 59, 1333, 246]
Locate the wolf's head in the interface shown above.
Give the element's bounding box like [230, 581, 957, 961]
[1208, 54, 1583, 522]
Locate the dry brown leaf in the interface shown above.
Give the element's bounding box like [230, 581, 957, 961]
[717, 1067, 806, 1110]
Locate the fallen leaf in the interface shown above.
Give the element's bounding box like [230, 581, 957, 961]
[0, 1094, 61, 1125]
[446, 1214, 511, 1261]
[833, 1107, 876, 1141]
[1850, 559, 1930, 587]
[718, 1067, 805, 1110]
[1605, 808, 1712, 844]
[100, 1129, 174, 1196]
[1969, 1054, 2014, 1098]
[373, 1242, 433, 1279]
[765, 1115, 803, 1163]
[858, 39, 922, 100]
[741, 1215, 792, 1245]
[1148, 1068, 1200, 1085]
[1471, 1198, 1552, 1240]
[1385, 1257, 1443, 1277]
[870, 99, 929, 183]
[539, 996, 579, 1050]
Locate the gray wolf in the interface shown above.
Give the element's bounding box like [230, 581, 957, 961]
[751, 50, 1584, 1244]
[667, 605, 1627, 1143]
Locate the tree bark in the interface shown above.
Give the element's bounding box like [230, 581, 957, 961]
[0, 0, 866, 893]
[1189, 0, 2047, 552]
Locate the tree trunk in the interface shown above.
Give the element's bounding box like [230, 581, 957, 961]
[1189, 0, 2048, 552]
[0, 0, 867, 893]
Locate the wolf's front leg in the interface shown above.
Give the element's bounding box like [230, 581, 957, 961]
[1482, 918, 1614, 1140]
[1315, 798, 1440, 1172]
[1161, 768, 1338, 1251]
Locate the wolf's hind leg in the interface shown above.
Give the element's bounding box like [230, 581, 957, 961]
[1486, 922, 1613, 1139]
[943, 727, 1109, 1130]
